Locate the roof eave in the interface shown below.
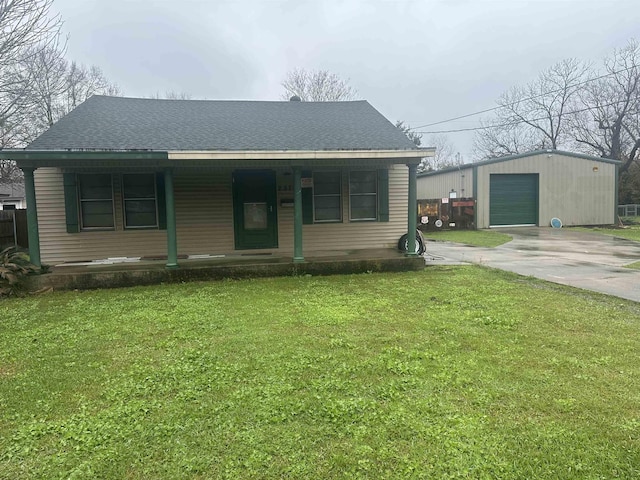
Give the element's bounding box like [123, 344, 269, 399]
[1, 148, 432, 168]
[167, 149, 433, 161]
[0, 150, 168, 162]
[418, 149, 622, 178]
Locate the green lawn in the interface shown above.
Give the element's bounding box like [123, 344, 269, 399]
[620, 216, 640, 226]
[572, 225, 640, 269]
[575, 224, 640, 243]
[1, 267, 639, 478]
[423, 229, 512, 247]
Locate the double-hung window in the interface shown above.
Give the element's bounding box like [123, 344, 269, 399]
[313, 171, 342, 222]
[78, 174, 114, 229]
[349, 171, 377, 221]
[122, 174, 158, 228]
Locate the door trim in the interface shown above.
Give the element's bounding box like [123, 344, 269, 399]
[232, 170, 278, 250]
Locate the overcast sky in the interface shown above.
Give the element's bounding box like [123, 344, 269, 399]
[54, 0, 639, 158]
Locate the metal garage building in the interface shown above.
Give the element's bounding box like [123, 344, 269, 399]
[417, 150, 620, 228]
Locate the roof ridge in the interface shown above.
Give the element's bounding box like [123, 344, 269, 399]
[91, 95, 371, 105]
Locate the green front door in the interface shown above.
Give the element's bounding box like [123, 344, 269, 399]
[232, 170, 278, 249]
[489, 174, 539, 226]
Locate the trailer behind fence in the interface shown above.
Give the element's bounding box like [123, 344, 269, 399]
[417, 197, 475, 231]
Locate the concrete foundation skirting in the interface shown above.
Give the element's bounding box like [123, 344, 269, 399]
[27, 256, 425, 291]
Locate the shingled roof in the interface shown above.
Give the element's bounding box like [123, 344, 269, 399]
[27, 95, 418, 152]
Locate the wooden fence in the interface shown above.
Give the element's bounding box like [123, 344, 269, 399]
[0, 209, 28, 248]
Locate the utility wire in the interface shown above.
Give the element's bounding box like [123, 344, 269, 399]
[409, 64, 638, 131]
[414, 99, 628, 135]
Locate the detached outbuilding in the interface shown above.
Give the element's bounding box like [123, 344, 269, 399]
[417, 150, 620, 228]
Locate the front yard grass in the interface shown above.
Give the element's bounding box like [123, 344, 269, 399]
[575, 224, 640, 243]
[572, 224, 640, 269]
[1, 267, 640, 478]
[423, 229, 512, 247]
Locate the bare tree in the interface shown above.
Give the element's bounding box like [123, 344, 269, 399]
[0, 0, 63, 184]
[149, 90, 192, 100]
[0, 1, 118, 184]
[0, 0, 62, 67]
[281, 68, 358, 101]
[423, 134, 462, 171]
[14, 47, 120, 148]
[473, 118, 547, 160]
[570, 39, 640, 174]
[21, 42, 68, 133]
[474, 58, 589, 158]
[0, 0, 63, 124]
[66, 62, 120, 110]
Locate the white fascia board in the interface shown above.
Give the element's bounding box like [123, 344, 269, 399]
[167, 149, 433, 161]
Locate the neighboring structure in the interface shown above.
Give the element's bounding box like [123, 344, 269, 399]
[417, 150, 619, 228]
[0, 182, 26, 210]
[0, 95, 433, 267]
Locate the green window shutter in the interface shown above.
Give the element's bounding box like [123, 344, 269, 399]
[302, 170, 313, 224]
[156, 172, 167, 230]
[63, 173, 79, 233]
[377, 168, 389, 222]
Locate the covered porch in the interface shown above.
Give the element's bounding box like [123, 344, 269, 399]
[12, 149, 429, 271]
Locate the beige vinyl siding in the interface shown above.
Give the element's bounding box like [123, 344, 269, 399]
[476, 153, 616, 228]
[301, 164, 409, 252]
[36, 169, 167, 264]
[173, 170, 235, 254]
[36, 164, 410, 264]
[417, 168, 473, 200]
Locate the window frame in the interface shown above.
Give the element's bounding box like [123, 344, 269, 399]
[348, 170, 378, 221]
[312, 170, 342, 223]
[78, 173, 115, 231]
[121, 173, 159, 229]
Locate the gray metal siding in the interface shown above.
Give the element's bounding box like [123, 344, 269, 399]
[476, 153, 616, 228]
[417, 168, 473, 200]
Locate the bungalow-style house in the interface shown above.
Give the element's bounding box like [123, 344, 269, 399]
[1, 95, 432, 268]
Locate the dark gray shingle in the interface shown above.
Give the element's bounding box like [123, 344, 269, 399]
[28, 96, 418, 151]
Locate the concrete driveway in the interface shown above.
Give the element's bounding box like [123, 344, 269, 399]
[423, 227, 640, 302]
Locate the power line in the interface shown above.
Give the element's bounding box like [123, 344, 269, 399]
[409, 64, 638, 131]
[414, 99, 629, 135]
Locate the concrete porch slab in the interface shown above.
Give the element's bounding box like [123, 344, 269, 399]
[27, 249, 425, 291]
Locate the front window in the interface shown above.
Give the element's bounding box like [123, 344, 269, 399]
[78, 174, 114, 229]
[349, 171, 377, 221]
[313, 171, 342, 222]
[122, 174, 158, 228]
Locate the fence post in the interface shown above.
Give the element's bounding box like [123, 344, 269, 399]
[12, 210, 17, 247]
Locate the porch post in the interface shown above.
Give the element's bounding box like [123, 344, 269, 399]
[164, 168, 178, 268]
[22, 167, 41, 268]
[406, 163, 418, 257]
[293, 166, 304, 263]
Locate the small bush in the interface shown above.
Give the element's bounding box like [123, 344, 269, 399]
[0, 246, 40, 297]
